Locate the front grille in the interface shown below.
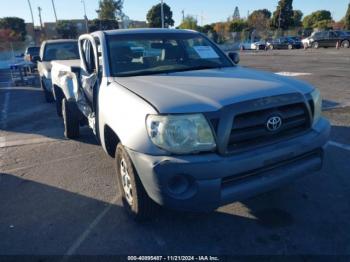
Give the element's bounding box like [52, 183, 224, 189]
[227, 103, 311, 152]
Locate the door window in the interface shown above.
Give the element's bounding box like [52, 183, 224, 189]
[81, 39, 96, 74]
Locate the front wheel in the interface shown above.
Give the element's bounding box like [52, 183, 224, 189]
[341, 40, 350, 48]
[62, 98, 80, 139]
[115, 144, 158, 221]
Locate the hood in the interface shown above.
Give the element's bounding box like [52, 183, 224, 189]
[114, 67, 314, 114]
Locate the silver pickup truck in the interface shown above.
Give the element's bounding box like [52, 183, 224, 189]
[51, 29, 330, 220]
[37, 39, 79, 102]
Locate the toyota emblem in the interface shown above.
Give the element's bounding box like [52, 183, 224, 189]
[266, 116, 283, 132]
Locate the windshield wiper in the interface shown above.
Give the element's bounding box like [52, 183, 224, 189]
[115, 65, 227, 77]
[166, 65, 225, 73]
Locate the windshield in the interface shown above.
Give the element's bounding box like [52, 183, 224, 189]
[27, 47, 40, 55]
[107, 33, 233, 77]
[43, 42, 79, 62]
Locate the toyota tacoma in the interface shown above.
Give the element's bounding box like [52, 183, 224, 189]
[50, 29, 330, 219]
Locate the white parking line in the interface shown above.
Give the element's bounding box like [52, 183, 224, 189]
[0, 136, 58, 149]
[61, 196, 119, 261]
[328, 141, 350, 152]
[275, 72, 312, 77]
[2, 152, 97, 174]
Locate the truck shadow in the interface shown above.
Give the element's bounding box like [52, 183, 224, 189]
[1, 141, 350, 256]
[0, 86, 98, 146]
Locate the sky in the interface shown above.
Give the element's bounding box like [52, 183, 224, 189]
[0, 0, 348, 26]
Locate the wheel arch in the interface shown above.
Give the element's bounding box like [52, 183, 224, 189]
[103, 124, 121, 158]
[53, 84, 65, 101]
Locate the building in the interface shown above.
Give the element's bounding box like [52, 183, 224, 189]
[25, 19, 87, 44]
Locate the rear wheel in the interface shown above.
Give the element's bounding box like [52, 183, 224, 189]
[62, 98, 80, 139]
[41, 77, 54, 103]
[341, 40, 350, 48]
[56, 97, 63, 117]
[312, 42, 319, 49]
[115, 144, 158, 221]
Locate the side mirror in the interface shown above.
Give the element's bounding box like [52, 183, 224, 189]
[228, 52, 240, 64]
[33, 56, 40, 62]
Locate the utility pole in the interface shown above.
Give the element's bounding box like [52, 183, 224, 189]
[200, 11, 204, 27]
[181, 10, 185, 22]
[27, 0, 35, 26]
[81, 0, 89, 33]
[160, 0, 165, 28]
[27, 0, 36, 44]
[38, 6, 43, 30]
[51, 0, 58, 24]
[278, 8, 282, 31]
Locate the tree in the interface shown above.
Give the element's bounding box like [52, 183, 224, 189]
[213, 22, 231, 43]
[292, 10, 303, 27]
[0, 17, 26, 41]
[96, 0, 123, 20]
[302, 10, 332, 29]
[314, 19, 333, 30]
[179, 15, 198, 30]
[232, 6, 240, 20]
[56, 20, 78, 39]
[229, 19, 248, 32]
[89, 19, 119, 32]
[271, 0, 294, 30]
[146, 3, 174, 28]
[0, 29, 21, 43]
[345, 3, 350, 30]
[248, 9, 271, 32]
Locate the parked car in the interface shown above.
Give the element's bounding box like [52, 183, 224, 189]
[266, 37, 302, 50]
[239, 42, 253, 50]
[24, 46, 40, 64]
[251, 41, 266, 50]
[37, 39, 79, 103]
[51, 29, 330, 220]
[309, 30, 350, 49]
[286, 36, 303, 48]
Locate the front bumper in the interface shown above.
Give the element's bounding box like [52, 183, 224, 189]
[127, 118, 330, 211]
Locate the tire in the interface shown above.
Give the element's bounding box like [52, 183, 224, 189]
[62, 98, 80, 139]
[56, 97, 63, 117]
[288, 44, 293, 50]
[115, 143, 158, 221]
[40, 77, 54, 103]
[341, 40, 350, 48]
[312, 42, 319, 49]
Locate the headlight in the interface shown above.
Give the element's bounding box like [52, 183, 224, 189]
[311, 88, 322, 125]
[146, 114, 216, 154]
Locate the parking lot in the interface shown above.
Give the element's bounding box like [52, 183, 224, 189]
[0, 49, 350, 257]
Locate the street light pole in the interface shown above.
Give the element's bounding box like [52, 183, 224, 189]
[51, 0, 58, 24]
[27, 0, 35, 26]
[81, 0, 89, 33]
[160, 0, 165, 28]
[27, 0, 37, 44]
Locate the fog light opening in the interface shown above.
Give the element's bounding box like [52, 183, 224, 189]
[167, 175, 190, 196]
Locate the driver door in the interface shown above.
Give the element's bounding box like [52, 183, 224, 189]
[79, 35, 100, 113]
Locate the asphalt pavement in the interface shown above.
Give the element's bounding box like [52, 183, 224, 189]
[0, 49, 350, 258]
